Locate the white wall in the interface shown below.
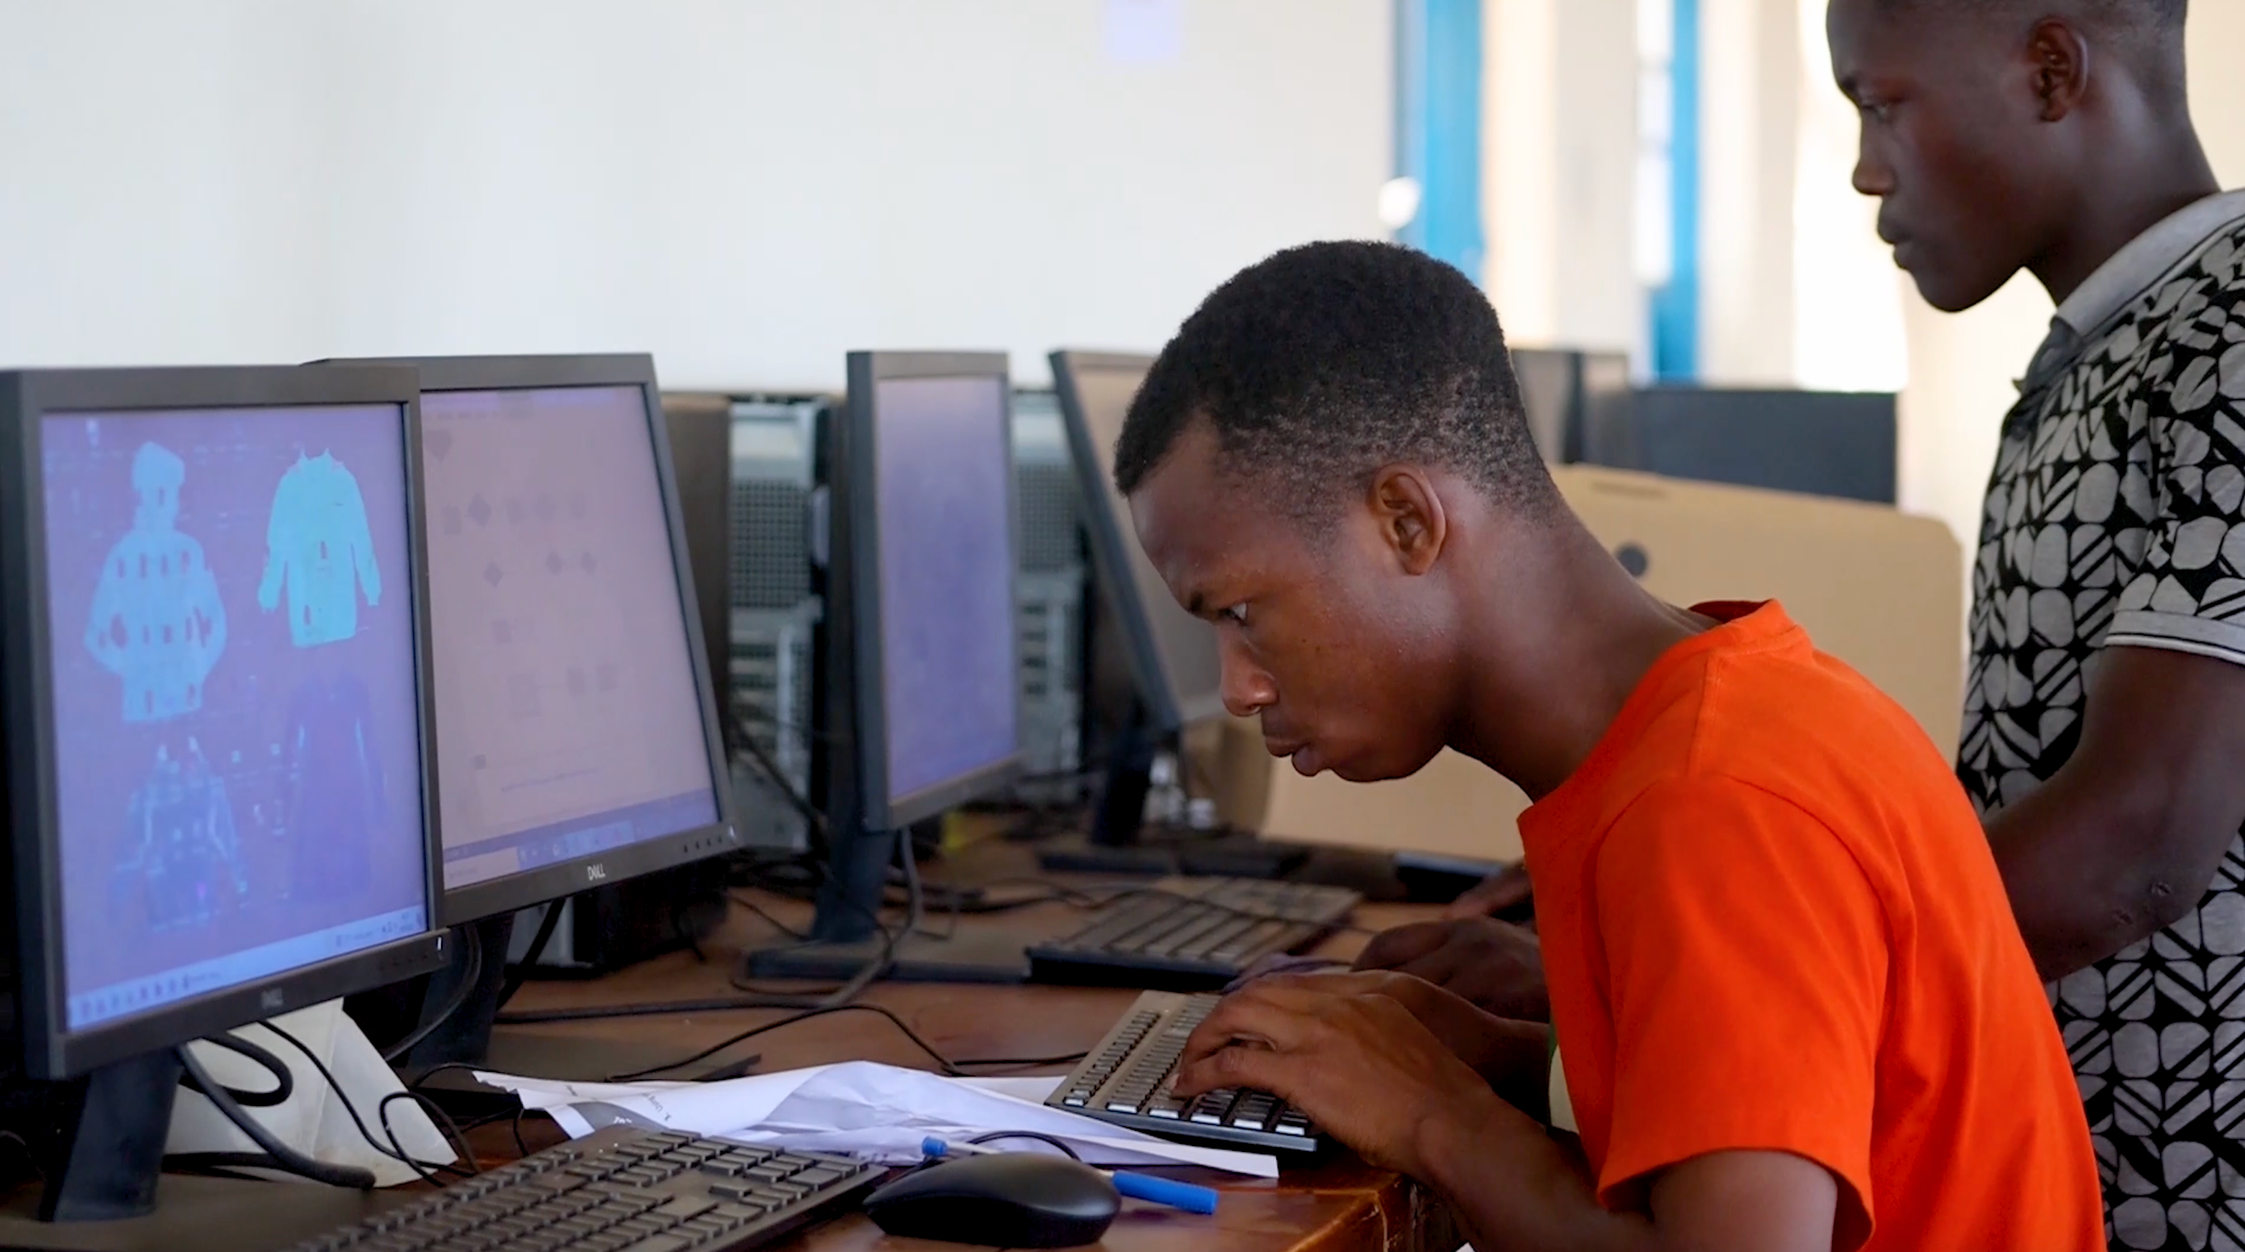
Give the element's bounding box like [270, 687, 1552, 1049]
[1699, 0, 1799, 384]
[1482, 0, 1641, 354]
[0, 0, 1391, 390]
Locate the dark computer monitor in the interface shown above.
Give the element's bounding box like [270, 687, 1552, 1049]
[753, 352, 1026, 982]
[1603, 386, 1898, 504]
[1046, 351, 1246, 860]
[1508, 347, 1581, 462]
[1506, 347, 1638, 467]
[1050, 353, 1222, 733]
[0, 366, 447, 1226]
[320, 355, 737, 1069]
[371, 356, 734, 923]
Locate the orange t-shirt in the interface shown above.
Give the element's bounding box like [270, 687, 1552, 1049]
[1519, 601, 2100, 1251]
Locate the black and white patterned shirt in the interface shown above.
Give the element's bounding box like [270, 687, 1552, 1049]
[1958, 189, 2245, 1252]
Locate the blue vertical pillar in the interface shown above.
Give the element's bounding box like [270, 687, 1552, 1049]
[1650, 0, 1700, 379]
[1395, 0, 1485, 282]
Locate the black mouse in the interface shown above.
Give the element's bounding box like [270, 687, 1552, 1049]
[863, 1152, 1119, 1248]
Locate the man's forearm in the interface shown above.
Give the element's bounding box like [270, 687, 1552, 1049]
[1985, 777, 2215, 981]
[1416, 1093, 1658, 1252]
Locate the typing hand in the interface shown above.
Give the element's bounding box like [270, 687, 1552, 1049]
[1171, 975, 1512, 1175]
[1221, 953, 1350, 993]
[1354, 917, 1549, 1022]
[1445, 862, 1534, 921]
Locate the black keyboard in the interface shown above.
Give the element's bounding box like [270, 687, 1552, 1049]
[1027, 877, 1360, 989]
[282, 1127, 885, 1252]
[1047, 990, 1324, 1154]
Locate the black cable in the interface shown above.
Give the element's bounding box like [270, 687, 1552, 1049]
[495, 902, 563, 1011]
[404, 1061, 489, 1093]
[255, 1021, 464, 1186]
[965, 1131, 1083, 1161]
[599, 1002, 1085, 1084]
[380, 1092, 480, 1180]
[506, 829, 918, 1023]
[190, 1033, 295, 1108]
[381, 925, 484, 1064]
[729, 890, 811, 941]
[175, 1046, 374, 1190]
[726, 704, 829, 841]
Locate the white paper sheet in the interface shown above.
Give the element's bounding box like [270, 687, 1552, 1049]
[479, 1060, 1277, 1178]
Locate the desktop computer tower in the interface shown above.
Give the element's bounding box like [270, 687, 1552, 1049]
[722, 396, 829, 854]
[1011, 390, 1088, 806]
[704, 390, 1088, 849]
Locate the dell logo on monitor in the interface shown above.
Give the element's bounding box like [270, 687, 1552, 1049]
[586, 864, 608, 882]
[261, 989, 285, 1012]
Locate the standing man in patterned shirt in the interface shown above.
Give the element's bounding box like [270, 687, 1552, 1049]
[1829, 1, 2245, 1246]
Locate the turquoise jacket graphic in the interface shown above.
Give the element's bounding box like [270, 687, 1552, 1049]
[85, 442, 228, 722]
[258, 451, 381, 648]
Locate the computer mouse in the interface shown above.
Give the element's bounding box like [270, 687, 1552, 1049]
[863, 1152, 1120, 1248]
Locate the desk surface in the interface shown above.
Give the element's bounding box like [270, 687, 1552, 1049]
[493, 840, 1460, 1252]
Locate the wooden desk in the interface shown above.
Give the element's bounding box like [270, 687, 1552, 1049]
[491, 845, 1462, 1252]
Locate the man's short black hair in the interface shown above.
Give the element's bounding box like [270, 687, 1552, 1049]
[1874, 0, 2189, 99]
[1114, 240, 1556, 523]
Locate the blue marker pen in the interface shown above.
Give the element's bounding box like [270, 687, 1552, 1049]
[919, 1137, 1221, 1216]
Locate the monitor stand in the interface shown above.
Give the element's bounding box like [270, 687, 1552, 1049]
[1034, 718, 1306, 880]
[0, 1051, 403, 1252]
[367, 914, 771, 1119]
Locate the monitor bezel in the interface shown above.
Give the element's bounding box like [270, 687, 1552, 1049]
[0, 366, 451, 1080]
[1049, 350, 1227, 733]
[315, 354, 742, 926]
[841, 351, 1025, 831]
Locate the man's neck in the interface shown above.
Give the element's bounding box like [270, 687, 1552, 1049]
[2030, 130, 2220, 307]
[1447, 520, 1711, 800]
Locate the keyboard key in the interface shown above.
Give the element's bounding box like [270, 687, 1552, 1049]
[651, 1196, 718, 1222]
[706, 1181, 757, 1204]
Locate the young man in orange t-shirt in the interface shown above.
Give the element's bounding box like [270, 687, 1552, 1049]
[1118, 240, 2101, 1250]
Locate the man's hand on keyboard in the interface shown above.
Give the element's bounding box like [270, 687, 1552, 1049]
[1354, 916, 1550, 1022]
[1168, 975, 1520, 1177]
[1443, 861, 1535, 920]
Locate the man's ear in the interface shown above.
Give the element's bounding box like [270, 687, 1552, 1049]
[1368, 466, 1448, 575]
[2026, 19, 2090, 122]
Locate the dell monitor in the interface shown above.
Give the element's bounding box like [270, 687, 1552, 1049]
[0, 366, 447, 1233]
[1042, 351, 1306, 878]
[749, 351, 1026, 982]
[323, 354, 737, 1069]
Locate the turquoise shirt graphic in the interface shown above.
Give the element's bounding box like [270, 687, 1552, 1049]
[84, 442, 228, 722]
[258, 451, 381, 648]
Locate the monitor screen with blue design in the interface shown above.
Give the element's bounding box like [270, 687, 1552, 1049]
[39, 400, 432, 1037]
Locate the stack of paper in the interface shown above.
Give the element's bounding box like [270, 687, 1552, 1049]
[479, 1061, 1277, 1178]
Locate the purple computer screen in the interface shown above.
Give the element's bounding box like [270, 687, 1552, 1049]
[417, 386, 718, 891]
[871, 375, 1019, 808]
[41, 406, 431, 1033]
